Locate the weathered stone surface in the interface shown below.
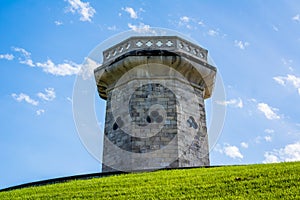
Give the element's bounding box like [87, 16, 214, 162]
[94, 36, 216, 172]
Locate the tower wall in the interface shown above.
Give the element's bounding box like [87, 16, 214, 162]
[95, 36, 216, 172]
[102, 78, 209, 171]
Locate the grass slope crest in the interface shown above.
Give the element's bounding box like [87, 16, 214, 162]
[0, 162, 299, 199]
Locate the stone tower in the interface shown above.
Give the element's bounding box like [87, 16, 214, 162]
[94, 36, 216, 172]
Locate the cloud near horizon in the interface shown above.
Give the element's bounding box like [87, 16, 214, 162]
[214, 144, 244, 159]
[224, 145, 244, 159]
[263, 141, 300, 163]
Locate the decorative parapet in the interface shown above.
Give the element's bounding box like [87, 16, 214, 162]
[102, 36, 208, 64]
[96, 35, 216, 100]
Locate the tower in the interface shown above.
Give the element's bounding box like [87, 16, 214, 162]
[94, 36, 216, 172]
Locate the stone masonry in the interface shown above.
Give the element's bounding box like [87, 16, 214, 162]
[94, 36, 216, 172]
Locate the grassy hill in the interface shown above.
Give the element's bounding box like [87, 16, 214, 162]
[0, 162, 299, 199]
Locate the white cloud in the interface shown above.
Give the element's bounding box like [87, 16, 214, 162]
[236, 99, 243, 108]
[273, 76, 285, 86]
[20, 59, 35, 67]
[216, 98, 243, 108]
[37, 88, 56, 101]
[264, 136, 272, 142]
[263, 141, 300, 163]
[224, 145, 243, 159]
[207, 29, 218, 36]
[36, 109, 45, 116]
[12, 47, 30, 57]
[264, 129, 274, 134]
[66, 0, 96, 22]
[198, 21, 205, 26]
[123, 7, 138, 19]
[0, 54, 14, 60]
[240, 142, 248, 148]
[257, 103, 280, 120]
[178, 16, 196, 29]
[177, 16, 207, 30]
[215, 143, 243, 159]
[273, 74, 300, 95]
[180, 16, 190, 23]
[12, 47, 81, 76]
[263, 153, 279, 163]
[12, 93, 39, 106]
[128, 23, 155, 34]
[292, 14, 300, 22]
[234, 40, 249, 50]
[36, 59, 81, 76]
[54, 21, 63, 26]
[12, 47, 35, 67]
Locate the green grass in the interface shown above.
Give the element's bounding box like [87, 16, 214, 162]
[1, 162, 299, 199]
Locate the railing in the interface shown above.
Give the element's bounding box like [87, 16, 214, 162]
[102, 36, 208, 64]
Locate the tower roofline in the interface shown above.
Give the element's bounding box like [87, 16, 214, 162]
[94, 36, 217, 100]
[101, 36, 211, 65]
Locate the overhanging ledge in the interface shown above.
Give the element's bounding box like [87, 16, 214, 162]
[94, 36, 216, 100]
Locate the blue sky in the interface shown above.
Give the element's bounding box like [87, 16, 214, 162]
[1, 0, 300, 189]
